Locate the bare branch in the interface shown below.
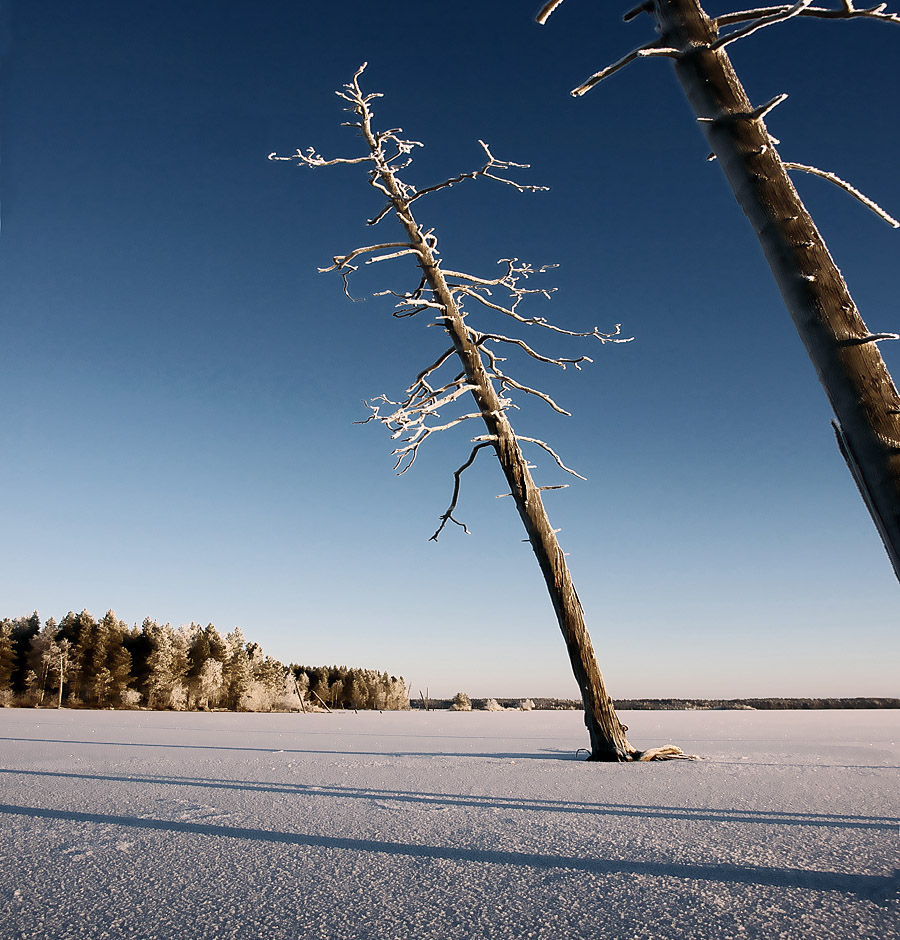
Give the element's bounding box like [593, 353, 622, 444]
[267, 148, 373, 167]
[319, 242, 422, 274]
[712, 0, 817, 49]
[390, 413, 483, 474]
[430, 442, 493, 541]
[493, 372, 572, 415]
[405, 140, 549, 209]
[624, 1, 655, 21]
[571, 42, 681, 97]
[367, 203, 394, 226]
[516, 436, 587, 480]
[410, 347, 457, 388]
[440, 259, 522, 287]
[784, 162, 900, 227]
[476, 331, 594, 369]
[535, 0, 568, 26]
[458, 286, 632, 343]
[365, 248, 423, 265]
[716, 2, 900, 28]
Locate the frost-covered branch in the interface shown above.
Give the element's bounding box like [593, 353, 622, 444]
[716, 1, 900, 29]
[712, 0, 816, 48]
[267, 148, 373, 167]
[458, 285, 631, 342]
[536, 0, 568, 24]
[570, 41, 682, 97]
[318, 242, 424, 274]
[475, 331, 594, 370]
[491, 371, 572, 415]
[539, 1, 899, 99]
[389, 413, 484, 474]
[515, 436, 586, 480]
[407, 140, 549, 206]
[784, 162, 900, 227]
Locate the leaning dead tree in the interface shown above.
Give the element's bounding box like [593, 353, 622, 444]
[539, 0, 900, 581]
[271, 65, 688, 761]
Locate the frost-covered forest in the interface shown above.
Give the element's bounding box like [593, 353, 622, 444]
[0, 612, 408, 712]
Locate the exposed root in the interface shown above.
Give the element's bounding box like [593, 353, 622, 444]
[577, 745, 700, 762]
[632, 745, 699, 761]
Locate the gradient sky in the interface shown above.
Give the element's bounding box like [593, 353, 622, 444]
[2, 1, 898, 699]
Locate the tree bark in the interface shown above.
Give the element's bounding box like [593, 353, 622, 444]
[651, 0, 900, 579]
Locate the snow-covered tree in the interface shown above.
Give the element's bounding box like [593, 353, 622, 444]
[144, 621, 189, 709]
[0, 623, 16, 705]
[451, 691, 472, 711]
[197, 658, 224, 710]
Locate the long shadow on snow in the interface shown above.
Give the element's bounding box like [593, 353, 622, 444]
[0, 802, 896, 902]
[1, 768, 896, 831]
[0, 736, 573, 761]
[4, 737, 897, 771]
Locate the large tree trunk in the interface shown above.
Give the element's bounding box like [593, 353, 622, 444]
[651, 0, 900, 579]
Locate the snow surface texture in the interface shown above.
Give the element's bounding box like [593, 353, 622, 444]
[0, 709, 897, 940]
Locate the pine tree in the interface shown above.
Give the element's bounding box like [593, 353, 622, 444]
[0, 623, 16, 704]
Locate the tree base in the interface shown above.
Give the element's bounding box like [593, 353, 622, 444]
[581, 745, 698, 762]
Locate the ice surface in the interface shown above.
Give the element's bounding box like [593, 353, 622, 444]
[0, 708, 897, 939]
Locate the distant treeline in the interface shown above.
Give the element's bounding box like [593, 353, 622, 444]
[614, 698, 900, 710]
[0, 610, 409, 712]
[412, 697, 900, 710]
[292, 665, 408, 711]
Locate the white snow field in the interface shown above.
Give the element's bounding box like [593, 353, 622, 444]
[0, 708, 897, 940]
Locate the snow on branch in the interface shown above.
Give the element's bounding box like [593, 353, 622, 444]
[513, 436, 587, 480]
[716, 1, 900, 30]
[274, 64, 628, 537]
[540, 1, 900, 99]
[318, 242, 424, 274]
[474, 331, 595, 370]
[784, 162, 900, 227]
[441, 258, 631, 342]
[536, 0, 568, 25]
[404, 141, 549, 207]
[712, 0, 817, 49]
[491, 371, 572, 415]
[570, 41, 682, 97]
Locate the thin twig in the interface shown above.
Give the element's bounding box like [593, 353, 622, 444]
[430, 442, 493, 540]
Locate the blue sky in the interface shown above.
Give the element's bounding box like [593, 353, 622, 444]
[2, 0, 898, 698]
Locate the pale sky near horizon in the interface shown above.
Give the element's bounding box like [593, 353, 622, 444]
[2, 0, 898, 699]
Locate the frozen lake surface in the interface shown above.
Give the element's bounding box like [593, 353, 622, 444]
[0, 708, 897, 939]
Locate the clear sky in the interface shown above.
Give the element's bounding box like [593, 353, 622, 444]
[2, 0, 897, 699]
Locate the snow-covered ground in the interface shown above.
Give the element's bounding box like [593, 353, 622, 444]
[0, 708, 897, 940]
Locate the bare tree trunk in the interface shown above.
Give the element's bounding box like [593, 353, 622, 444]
[275, 69, 689, 760]
[355, 119, 638, 761]
[651, 0, 900, 578]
